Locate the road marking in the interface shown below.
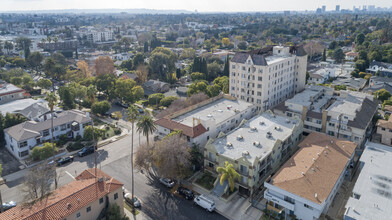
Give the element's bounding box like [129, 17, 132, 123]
[65, 171, 75, 180]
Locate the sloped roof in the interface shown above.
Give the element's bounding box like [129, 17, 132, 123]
[5, 110, 91, 142]
[231, 53, 267, 66]
[347, 98, 378, 129]
[0, 169, 123, 220]
[19, 102, 51, 119]
[270, 133, 356, 205]
[155, 117, 207, 138]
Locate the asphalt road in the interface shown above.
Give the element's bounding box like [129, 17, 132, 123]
[1, 133, 227, 220]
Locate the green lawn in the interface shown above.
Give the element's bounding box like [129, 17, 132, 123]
[124, 201, 140, 215]
[195, 172, 216, 191]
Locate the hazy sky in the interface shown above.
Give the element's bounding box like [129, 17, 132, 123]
[2, 0, 391, 12]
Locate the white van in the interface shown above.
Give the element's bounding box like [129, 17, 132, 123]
[194, 195, 216, 212]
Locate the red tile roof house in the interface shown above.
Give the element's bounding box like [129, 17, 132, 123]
[0, 169, 124, 220]
[155, 94, 256, 147]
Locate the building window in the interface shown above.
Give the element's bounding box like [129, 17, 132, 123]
[19, 150, 29, 158]
[257, 84, 262, 88]
[61, 124, 66, 131]
[241, 176, 247, 184]
[328, 123, 335, 127]
[257, 92, 262, 96]
[209, 162, 214, 168]
[304, 204, 313, 210]
[382, 128, 386, 131]
[258, 76, 262, 81]
[76, 213, 81, 218]
[86, 206, 91, 212]
[99, 197, 104, 204]
[43, 129, 50, 137]
[287, 112, 292, 117]
[316, 120, 322, 124]
[328, 131, 335, 136]
[114, 193, 118, 200]
[19, 141, 28, 148]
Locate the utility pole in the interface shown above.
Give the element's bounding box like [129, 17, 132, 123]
[91, 118, 97, 178]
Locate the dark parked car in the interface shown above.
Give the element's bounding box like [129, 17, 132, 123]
[1, 201, 16, 212]
[115, 101, 129, 108]
[177, 186, 194, 200]
[78, 146, 95, 157]
[124, 193, 141, 208]
[56, 156, 74, 166]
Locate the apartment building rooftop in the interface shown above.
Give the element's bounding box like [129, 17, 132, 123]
[344, 142, 392, 220]
[171, 97, 253, 127]
[270, 132, 356, 205]
[0, 169, 122, 220]
[285, 85, 332, 112]
[211, 112, 300, 164]
[0, 82, 24, 96]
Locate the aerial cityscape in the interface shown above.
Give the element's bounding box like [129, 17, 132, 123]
[0, 1, 391, 220]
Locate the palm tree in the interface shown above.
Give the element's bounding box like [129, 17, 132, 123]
[46, 92, 58, 189]
[127, 105, 139, 214]
[136, 114, 157, 146]
[216, 161, 241, 192]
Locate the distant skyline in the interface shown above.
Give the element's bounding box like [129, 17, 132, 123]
[1, 0, 392, 13]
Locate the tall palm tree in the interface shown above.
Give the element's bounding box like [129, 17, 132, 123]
[216, 161, 241, 192]
[136, 114, 157, 146]
[46, 92, 58, 189]
[127, 105, 139, 214]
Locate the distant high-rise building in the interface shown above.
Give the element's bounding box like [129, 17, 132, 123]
[316, 8, 322, 14]
[368, 5, 375, 11]
[363, 5, 367, 10]
[336, 5, 340, 11]
[284, 11, 290, 15]
[322, 5, 326, 12]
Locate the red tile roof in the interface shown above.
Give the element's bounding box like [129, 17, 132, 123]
[155, 117, 207, 138]
[0, 169, 122, 220]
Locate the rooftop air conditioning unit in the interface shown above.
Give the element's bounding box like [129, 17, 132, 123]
[226, 142, 233, 147]
[259, 121, 265, 125]
[253, 141, 260, 147]
[251, 127, 257, 131]
[242, 151, 250, 156]
[237, 135, 244, 140]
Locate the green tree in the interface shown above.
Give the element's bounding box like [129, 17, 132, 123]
[237, 41, 247, 50]
[115, 78, 136, 103]
[190, 72, 206, 81]
[355, 59, 367, 72]
[58, 86, 75, 109]
[136, 114, 157, 146]
[132, 86, 144, 102]
[333, 48, 345, 63]
[216, 161, 241, 192]
[355, 33, 365, 45]
[374, 89, 392, 102]
[95, 73, 117, 99]
[207, 62, 221, 81]
[322, 49, 326, 61]
[120, 59, 133, 71]
[106, 203, 129, 220]
[187, 81, 209, 97]
[37, 78, 52, 90]
[27, 52, 44, 74]
[133, 53, 145, 68]
[369, 51, 382, 62]
[16, 37, 32, 59]
[30, 142, 58, 161]
[160, 96, 178, 107]
[83, 126, 104, 141]
[223, 56, 230, 76]
[91, 101, 111, 116]
[3, 41, 13, 55]
[334, 85, 347, 91]
[148, 93, 165, 106]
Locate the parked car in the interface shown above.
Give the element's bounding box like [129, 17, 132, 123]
[159, 178, 175, 188]
[138, 108, 144, 114]
[78, 146, 95, 157]
[56, 156, 74, 166]
[115, 101, 129, 108]
[124, 193, 141, 208]
[1, 201, 16, 213]
[194, 195, 215, 212]
[177, 186, 194, 200]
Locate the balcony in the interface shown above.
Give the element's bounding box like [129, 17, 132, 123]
[264, 190, 295, 211]
[267, 203, 284, 214]
[205, 157, 216, 163]
[238, 169, 249, 176]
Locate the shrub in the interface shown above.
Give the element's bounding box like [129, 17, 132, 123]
[31, 142, 58, 161]
[91, 100, 111, 116]
[66, 141, 85, 151]
[75, 135, 82, 142]
[148, 93, 165, 106]
[114, 127, 122, 135]
[159, 96, 178, 107]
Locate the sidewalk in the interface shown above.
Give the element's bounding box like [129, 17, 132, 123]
[1, 130, 130, 184]
[124, 207, 151, 220]
[190, 183, 263, 220]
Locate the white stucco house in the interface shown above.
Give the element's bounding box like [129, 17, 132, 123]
[4, 110, 91, 160]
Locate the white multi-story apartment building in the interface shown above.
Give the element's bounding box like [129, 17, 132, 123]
[79, 28, 114, 43]
[4, 110, 91, 160]
[264, 132, 357, 220]
[204, 111, 303, 197]
[155, 94, 256, 147]
[230, 45, 307, 111]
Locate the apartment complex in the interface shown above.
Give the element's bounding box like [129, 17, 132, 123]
[156, 94, 255, 146]
[204, 111, 303, 197]
[4, 110, 91, 160]
[229, 45, 307, 111]
[0, 169, 124, 220]
[344, 142, 392, 220]
[0, 81, 26, 104]
[79, 28, 114, 43]
[264, 133, 357, 220]
[274, 86, 377, 146]
[376, 116, 392, 146]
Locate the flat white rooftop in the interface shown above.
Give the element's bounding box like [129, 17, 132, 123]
[265, 55, 291, 65]
[344, 142, 392, 220]
[0, 98, 44, 115]
[211, 112, 300, 164]
[172, 98, 253, 127]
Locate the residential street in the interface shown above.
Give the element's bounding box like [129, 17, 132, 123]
[0, 133, 226, 220]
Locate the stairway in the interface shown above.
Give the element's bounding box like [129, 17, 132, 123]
[211, 180, 228, 197]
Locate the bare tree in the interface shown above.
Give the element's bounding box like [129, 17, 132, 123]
[135, 134, 191, 180]
[156, 93, 209, 119]
[23, 164, 55, 201]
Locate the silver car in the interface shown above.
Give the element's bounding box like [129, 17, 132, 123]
[159, 178, 175, 188]
[124, 193, 141, 208]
